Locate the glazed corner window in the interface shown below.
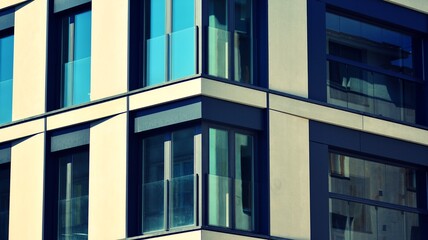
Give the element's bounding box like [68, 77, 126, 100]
[208, 128, 255, 231]
[141, 0, 197, 87]
[140, 128, 197, 233]
[326, 12, 422, 124]
[329, 152, 425, 240]
[0, 32, 14, 124]
[207, 0, 253, 84]
[0, 145, 11, 240]
[60, 10, 91, 107]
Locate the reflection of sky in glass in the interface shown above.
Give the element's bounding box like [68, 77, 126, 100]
[326, 13, 414, 74]
[74, 11, 91, 60]
[171, 27, 196, 80]
[150, 0, 165, 38]
[172, 0, 194, 31]
[0, 35, 13, 124]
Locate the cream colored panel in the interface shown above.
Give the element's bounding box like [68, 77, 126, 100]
[0, 0, 29, 10]
[363, 116, 428, 146]
[269, 93, 363, 130]
[129, 79, 202, 110]
[201, 78, 267, 108]
[385, 0, 428, 14]
[201, 230, 267, 240]
[269, 110, 310, 239]
[138, 230, 202, 240]
[91, 0, 128, 100]
[0, 118, 44, 143]
[47, 97, 127, 130]
[268, 0, 308, 97]
[88, 114, 127, 239]
[9, 133, 44, 240]
[13, 0, 47, 120]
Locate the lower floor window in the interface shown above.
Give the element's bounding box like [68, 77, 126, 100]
[329, 152, 425, 240]
[0, 163, 10, 240]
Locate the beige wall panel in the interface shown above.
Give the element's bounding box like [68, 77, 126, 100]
[9, 133, 44, 240]
[12, 0, 47, 120]
[268, 0, 308, 97]
[201, 230, 267, 240]
[91, 0, 128, 100]
[0, 0, 29, 10]
[47, 97, 127, 130]
[140, 230, 202, 240]
[0, 118, 44, 143]
[269, 110, 310, 239]
[201, 78, 267, 108]
[385, 0, 428, 14]
[129, 79, 202, 110]
[269, 94, 363, 130]
[88, 113, 127, 239]
[363, 116, 428, 146]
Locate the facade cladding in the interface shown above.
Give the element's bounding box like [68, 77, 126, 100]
[0, 0, 427, 239]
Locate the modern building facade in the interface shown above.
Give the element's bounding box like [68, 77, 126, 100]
[0, 0, 427, 239]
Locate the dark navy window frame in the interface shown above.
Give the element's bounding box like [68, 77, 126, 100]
[307, 0, 428, 126]
[309, 120, 428, 240]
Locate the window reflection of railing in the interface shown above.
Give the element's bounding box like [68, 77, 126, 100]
[63, 57, 91, 107]
[58, 195, 88, 240]
[142, 174, 198, 234]
[327, 59, 417, 124]
[145, 27, 198, 86]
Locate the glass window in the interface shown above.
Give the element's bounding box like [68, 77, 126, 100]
[57, 149, 89, 240]
[326, 12, 421, 124]
[208, 0, 253, 84]
[140, 128, 196, 234]
[208, 128, 255, 231]
[329, 152, 425, 240]
[0, 33, 13, 124]
[143, 0, 196, 87]
[0, 163, 10, 240]
[61, 10, 91, 107]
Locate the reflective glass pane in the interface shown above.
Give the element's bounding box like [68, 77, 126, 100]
[62, 11, 91, 107]
[146, 35, 167, 86]
[148, 0, 165, 38]
[234, 0, 252, 84]
[171, 27, 196, 80]
[172, 0, 194, 32]
[208, 0, 229, 79]
[170, 129, 195, 228]
[142, 135, 165, 232]
[0, 165, 10, 240]
[234, 133, 254, 231]
[377, 208, 404, 240]
[405, 212, 420, 240]
[0, 35, 13, 124]
[58, 151, 89, 240]
[208, 128, 230, 227]
[326, 13, 414, 76]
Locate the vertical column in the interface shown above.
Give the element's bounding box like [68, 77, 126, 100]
[269, 110, 311, 239]
[9, 133, 45, 240]
[88, 113, 127, 239]
[13, 0, 48, 120]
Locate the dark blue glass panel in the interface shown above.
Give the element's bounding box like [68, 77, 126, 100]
[0, 165, 10, 240]
[0, 35, 13, 124]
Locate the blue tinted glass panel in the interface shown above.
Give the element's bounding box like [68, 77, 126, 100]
[171, 27, 196, 80]
[63, 11, 91, 107]
[146, 35, 167, 86]
[0, 165, 10, 240]
[0, 35, 13, 124]
[172, 0, 194, 32]
[150, 0, 166, 38]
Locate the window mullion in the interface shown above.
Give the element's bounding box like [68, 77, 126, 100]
[228, 0, 235, 81]
[229, 130, 236, 229]
[164, 137, 172, 231]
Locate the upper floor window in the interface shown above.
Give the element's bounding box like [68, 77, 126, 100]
[0, 30, 14, 125]
[48, 1, 91, 110]
[329, 152, 426, 240]
[131, 0, 197, 89]
[326, 12, 423, 124]
[60, 10, 91, 108]
[207, 0, 253, 84]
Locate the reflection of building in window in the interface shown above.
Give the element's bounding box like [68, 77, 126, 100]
[326, 12, 420, 124]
